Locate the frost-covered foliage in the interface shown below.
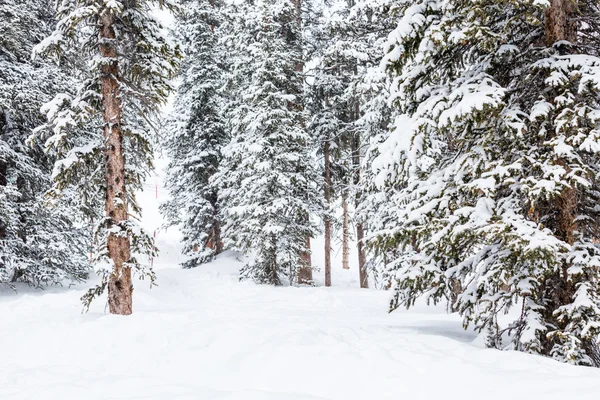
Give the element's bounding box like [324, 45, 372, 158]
[0, 0, 89, 287]
[32, 0, 180, 307]
[214, 0, 323, 285]
[369, 0, 600, 365]
[161, 0, 227, 268]
[308, 0, 396, 283]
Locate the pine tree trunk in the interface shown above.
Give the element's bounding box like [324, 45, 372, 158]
[100, 11, 132, 315]
[342, 194, 349, 270]
[298, 235, 313, 284]
[352, 100, 368, 288]
[545, 0, 576, 47]
[352, 134, 368, 288]
[545, 2, 577, 247]
[542, 0, 578, 353]
[290, 0, 313, 284]
[324, 139, 332, 286]
[0, 108, 6, 242]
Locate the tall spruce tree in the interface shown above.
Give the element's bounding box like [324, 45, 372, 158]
[370, 0, 600, 365]
[161, 0, 227, 268]
[309, 0, 394, 286]
[0, 0, 89, 287]
[214, 0, 323, 285]
[34, 0, 180, 314]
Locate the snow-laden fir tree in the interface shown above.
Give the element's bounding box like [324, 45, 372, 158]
[309, 0, 395, 287]
[0, 0, 89, 287]
[33, 0, 180, 314]
[214, 0, 323, 285]
[161, 0, 227, 268]
[370, 0, 600, 365]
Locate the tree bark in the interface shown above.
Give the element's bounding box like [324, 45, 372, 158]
[289, 0, 313, 284]
[352, 96, 368, 288]
[352, 134, 368, 288]
[324, 139, 332, 286]
[100, 11, 132, 315]
[545, 1, 577, 246]
[298, 235, 313, 284]
[0, 108, 7, 242]
[545, 0, 576, 47]
[541, 0, 578, 355]
[342, 194, 349, 269]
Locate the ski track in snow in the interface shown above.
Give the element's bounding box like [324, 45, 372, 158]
[1, 159, 600, 399]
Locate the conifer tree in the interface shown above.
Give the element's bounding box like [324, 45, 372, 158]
[0, 0, 89, 287]
[34, 0, 180, 314]
[310, 0, 394, 286]
[215, 0, 323, 285]
[162, 0, 227, 268]
[371, 0, 600, 365]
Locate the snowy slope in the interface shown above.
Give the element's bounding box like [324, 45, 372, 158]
[1, 252, 600, 400]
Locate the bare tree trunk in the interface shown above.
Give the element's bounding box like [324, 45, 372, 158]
[100, 11, 132, 315]
[545, 0, 576, 47]
[289, 0, 313, 284]
[352, 134, 368, 288]
[342, 194, 349, 270]
[0, 108, 7, 243]
[352, 94, 368, 288]
[541, 0, 578, 355]
[298, 235, 313, 284]
[324, 139, 332, 286]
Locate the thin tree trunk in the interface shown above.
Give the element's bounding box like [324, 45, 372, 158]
[342, 194, 349, 269]
[0, 109, 6, 250]
[350, 55, 368, 288]
[100, 11, 132, 315]
[290, 0, 313, 284]
[324, 139, 332, 286]
[352, 135, 368, 288]
[352, 101, 368, 288]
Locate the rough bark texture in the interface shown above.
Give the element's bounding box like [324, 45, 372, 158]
[341, 195, 349, 270]
[541, 0, 578, 354]
[298, 235, 313, 284]
[545, 0, 577, 47]
[324, 139, 332, 287]
[206, 216, 223, 255]
[100, 11, 133, 315]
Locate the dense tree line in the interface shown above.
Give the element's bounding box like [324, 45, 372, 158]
[2, 0, 600, 366]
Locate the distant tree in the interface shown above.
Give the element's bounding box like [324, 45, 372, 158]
[162, 0, 227, 268]
[214, 0, 323, 285]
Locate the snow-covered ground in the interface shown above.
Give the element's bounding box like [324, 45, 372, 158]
[2, 250, 600, 399]
[2, 161, 600, 399]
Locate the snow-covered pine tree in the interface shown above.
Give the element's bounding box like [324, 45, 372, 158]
[308, 37, 354, 286]
[161, 0, 227, 268]
[343, 0, 396, 287]
[215, 0, 322, 285]
[309, 0, 394, 287]
[34, 0, 180, 314]
[0, 0, 89, 287]
[372, 0, 600, 365]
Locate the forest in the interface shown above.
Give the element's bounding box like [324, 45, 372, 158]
[3, 0, 600, 394]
